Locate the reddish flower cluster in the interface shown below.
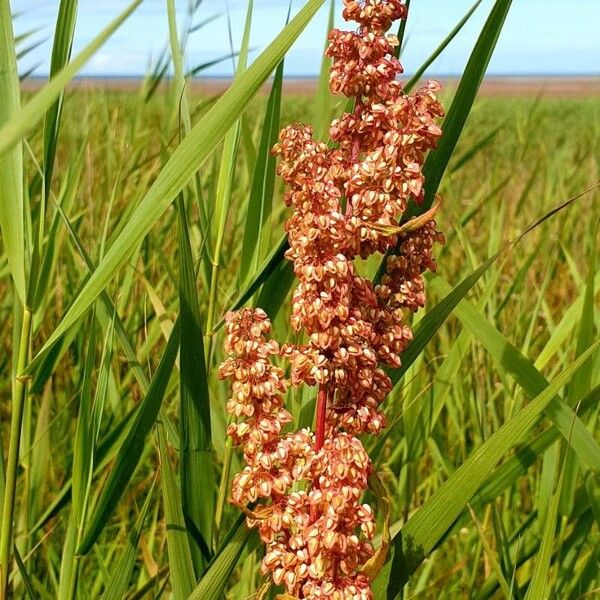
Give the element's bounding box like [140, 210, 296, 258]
[220, 1, 444, 598]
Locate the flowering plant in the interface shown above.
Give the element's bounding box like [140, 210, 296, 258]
[220, 1, 444, 597]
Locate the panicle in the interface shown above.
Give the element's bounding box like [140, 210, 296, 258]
[221, 1, 444, 597]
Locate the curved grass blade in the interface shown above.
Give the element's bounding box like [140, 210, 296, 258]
[157, 426, 195, 600]
[428, 273, 600, 471]
[465, 383, 600, 517]
[57, 311, 98, 600]
[25, 0, 326, 377]
[559, 235, 596, 515]
[216, 233, 288, 332]
[188, 515, 251, 600]
[166, 0, 214, 572]
[177, 200, 214, 569]
[523, 459, 564, 600]
[407, 0, 513, 218]
[389, 186, 597, 388]
[13, 546, 37, 600]
[42, 0, 79, 199]
[0, 0, 25, 302]
[404, 0, 485, 94]
[204, 0, 255, 355]
[239, 61, 284, 284]
[394, 0, 410, 58]
[100, 480, 155, 599]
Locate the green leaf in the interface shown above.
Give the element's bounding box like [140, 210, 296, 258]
[178, 200, 214, 568]
[427, 274, 600, 471]
[410, 0, 513, 216]
[239, 60, 284, 284]
[0, 0, 26, 302]
[158, 425, 196, 600]
[389, 256, 494, 387]
[188, 516, 251, 600]
[42, 0, 79, 199]
[404, 0, 485, 94]
[14, 545, 38, 600]
[219, 234, 288, 331]
[77, 322, 181, 555]
[524, 459, 564, 600]
[467, 384, 600, 517]
[559, 235, 597, 515]
[205, 0, 255, 349]
[100, 480, 155, 599]
[25, 0, 326, 376]
[381, 337, 600, 598]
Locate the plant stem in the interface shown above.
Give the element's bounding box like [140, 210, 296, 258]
[206, 256, 230, 550]
[213, 436, 234, 549]
[0, 306, 32, 599]
[315, 383, 328, 450]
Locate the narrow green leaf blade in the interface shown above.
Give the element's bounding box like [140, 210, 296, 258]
[428, 274, 600, 471]
[0, 1, 26, 302]
[158, 426, 196, 600]
[412, 0, 513, 215]
[178, 200, 214, 567]
[239, 61, 284, 284]
[404, 0, 485, 94]
[101, 482, 155, 599]
[42, 0, 79, 198]
[188, 517, 251, 600]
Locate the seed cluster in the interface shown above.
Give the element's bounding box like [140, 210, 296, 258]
[220, 2, 444, 598]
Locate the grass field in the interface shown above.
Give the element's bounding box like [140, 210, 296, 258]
[0, 87, 598, 599]
[1, 1, 599, 598]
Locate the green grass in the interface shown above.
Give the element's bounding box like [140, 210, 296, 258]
[0, 87, 597, 599]
[1, 1, 599, 597]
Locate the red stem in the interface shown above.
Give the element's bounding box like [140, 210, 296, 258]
[315, 383, 328, 450]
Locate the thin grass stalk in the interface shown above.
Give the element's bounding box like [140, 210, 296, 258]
[0, 306, 32, 598]
[213, 438, 234, 544]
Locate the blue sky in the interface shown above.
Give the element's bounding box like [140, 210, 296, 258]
[12, 0, 600, 78]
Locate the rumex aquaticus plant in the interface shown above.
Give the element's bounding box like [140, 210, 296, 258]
[220, 1, 445, 598]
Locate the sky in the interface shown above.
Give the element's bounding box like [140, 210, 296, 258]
[12, 0, 600, 79]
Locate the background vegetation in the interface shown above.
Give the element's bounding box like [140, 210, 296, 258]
[0, 0, 599, 598]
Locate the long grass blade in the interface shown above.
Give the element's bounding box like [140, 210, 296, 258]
[157, 425, 195, 600]
[188, 516, 251, 600]
[239, 61, 284, 284]
[177, 200, 214, 570]
[42, 0, 79, 199]
[408, 0, 513, 216]
[0, 0, 26, 302]
[404, 0, 485, 93]
[100, 480, 155, 599]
